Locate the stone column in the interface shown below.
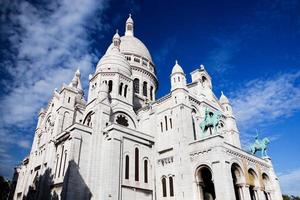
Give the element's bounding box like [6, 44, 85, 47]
[195, 181, 204, 200]
[211, 160, 236, 200]
[237, 184, 245, 200]
[242, 185, 252, 200]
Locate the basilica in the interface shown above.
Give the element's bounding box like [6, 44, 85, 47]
[13, 15, 283, 200]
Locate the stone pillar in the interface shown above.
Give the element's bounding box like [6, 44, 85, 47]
[237, 184, 245, 200]
[195, 182, 204, 200]
[242, 185, 252, 200]
[253, 187, 259, 200]
[211, 161, 236, 200]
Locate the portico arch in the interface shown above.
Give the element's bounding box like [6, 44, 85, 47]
[262, 173, 272, 200]
[248, 169, 259, 200]
[231, 163, 245, 200]
[195, 165, 216, 200]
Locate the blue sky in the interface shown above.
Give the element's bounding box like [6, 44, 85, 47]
[1, 0, 300, 195]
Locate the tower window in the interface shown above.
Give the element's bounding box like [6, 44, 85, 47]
[150, 86, 154, 100]
[125, 155, 129, 179]
[144, 160, 148, 183]
[116, 115, 129, 127]
[124, 85, 128, 97]
[143, 81, 148, 97]
[68, 97, 70, 103]
[162, 177, 167, 197]
[108, 80, 113, 93]
[127, 24, 132, 31]
[164, 116, 168, 131]
[169, 118, 173, 129]
[134, 57, 140, 63]
[169, 176, 174, 197]
[135, 148, 139, 181]
[119, 83, 123, 95]
[134, 78, 140, 93]
[160, 122, 163, 132]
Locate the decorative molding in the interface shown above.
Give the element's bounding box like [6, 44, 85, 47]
[189, 149, 212, 161]
[157, 156, 174, 166]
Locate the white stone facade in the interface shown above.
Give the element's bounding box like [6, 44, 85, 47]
[13, 15, 283, 200]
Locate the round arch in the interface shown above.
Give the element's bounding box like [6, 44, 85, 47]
[195, 165, 216, 200]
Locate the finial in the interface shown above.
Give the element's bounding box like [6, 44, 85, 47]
[129, 13, 131, 18]
[116, 29, 118, 34]
[75, 68, 80, 77]
[175, 60, 178, 64]
[221, 91, 224, 95]
[200, 64, 205, 70]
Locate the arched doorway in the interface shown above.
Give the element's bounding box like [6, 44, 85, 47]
[248, 169, 259, 200]
[231, 163, 245, 200]
[196, 166, 216, 200]
[262, 173, 272, 200]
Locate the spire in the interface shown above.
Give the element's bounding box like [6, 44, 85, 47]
[125, 14, 134, 36]
[69, 69, 83, 93]
[76, 69, 83, 91]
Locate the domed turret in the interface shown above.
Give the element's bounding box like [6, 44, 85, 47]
[171, 60, 184, 74]
[112, 29, 121, 49]
[96, 32, 132, 77]
[219, 91, 233, 116]
[219, 91, 230, 104]
[171, 60, 187, 91]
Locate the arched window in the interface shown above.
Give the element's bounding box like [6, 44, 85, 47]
[169, 176, 174, 197]
[116, 115, 129, 127]
[62, 151, 67, 176]
[83, 112, 92, 127]
[143, 81, 148, 96]
[135, 148, 139, 181]
[178, 76, 180, 82]
[160, 122, 163, 132]
[125, 155, 129, 179]
[164, 116, 168, 131]
[124, 85, 128, 97]
[169, 118, 173, 129]
[55, 155, 59, 178]
[150, 86, 154, 100]
[162, 177, 167, 197]
[134, 78, 140, 93]
[119, 82, 123, 95]
[144, 160, 148, 183]
[108, 80, 113, 93]
[58, 145, 64, 178]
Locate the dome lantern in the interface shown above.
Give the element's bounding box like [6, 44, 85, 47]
[112, 29, 121, 50]
[125, 14, 134, 36]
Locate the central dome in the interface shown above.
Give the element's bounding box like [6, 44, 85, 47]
[107, 35, 152, 62]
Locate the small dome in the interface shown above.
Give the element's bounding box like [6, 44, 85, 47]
[171, 60, 184, 74]
[97, 48, 132, 76]
[126, 14, 133, 24]
[113, 30, 120, 40]
[107, 36, 152, 62]
[219, 91, 230, 104]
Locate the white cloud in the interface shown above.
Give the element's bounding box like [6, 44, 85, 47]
[206, 37, 241, 73]
[279, 168, 300, 196]
[230, 71, 300, 147]
[232, 71, 300, 128]
[0, 0, 108, 177]
[0, 0, 107, 126]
